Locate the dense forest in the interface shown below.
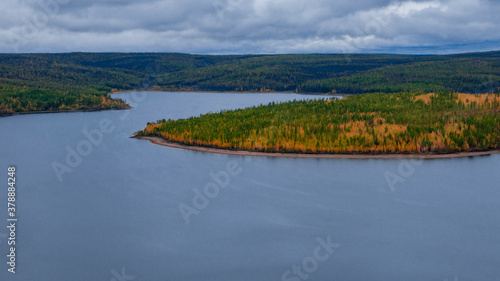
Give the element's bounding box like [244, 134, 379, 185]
[137, 92, 500, 154]
[1, 51, 500, 114]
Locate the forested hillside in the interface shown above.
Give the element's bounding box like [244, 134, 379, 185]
[1, 51, 499, 114]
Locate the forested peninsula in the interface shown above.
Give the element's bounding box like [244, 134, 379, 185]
[1, 51, 500, 114]
[136, 92, 500, 156]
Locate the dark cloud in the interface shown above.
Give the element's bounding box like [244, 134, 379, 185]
[1, 0, 499, 54]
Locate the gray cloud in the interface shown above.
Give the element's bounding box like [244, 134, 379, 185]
[0, 0, 499, 54]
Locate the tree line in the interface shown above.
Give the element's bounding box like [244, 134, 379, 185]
[1, 52, 500, 114]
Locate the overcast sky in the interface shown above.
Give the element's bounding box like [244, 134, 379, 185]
[1, 0, 499, 54]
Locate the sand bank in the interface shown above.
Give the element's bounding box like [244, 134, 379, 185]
[133, 136, 500, 159]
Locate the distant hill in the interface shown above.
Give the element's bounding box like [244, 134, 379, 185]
[1, 51, 500, 114]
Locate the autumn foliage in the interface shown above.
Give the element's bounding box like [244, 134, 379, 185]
[137, 92, 500, 154]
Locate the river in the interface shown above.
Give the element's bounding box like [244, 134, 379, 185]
[0, 92, 499, 281]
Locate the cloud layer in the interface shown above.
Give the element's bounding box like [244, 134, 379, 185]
[1, 0, 499, 54]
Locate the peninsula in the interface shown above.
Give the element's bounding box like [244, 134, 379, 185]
[135, 92, 500, 157]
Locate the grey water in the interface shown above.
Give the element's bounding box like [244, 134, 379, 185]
[0, 92, 499, 281]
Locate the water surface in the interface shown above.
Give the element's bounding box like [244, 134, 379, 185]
[0, 92, 499, 281]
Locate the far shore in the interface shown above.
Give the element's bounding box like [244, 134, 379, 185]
[0, 107, 130, 117]
[0, 91, 348, 117]
[110, 89, 342, 96]
[133, 136, 500, 159]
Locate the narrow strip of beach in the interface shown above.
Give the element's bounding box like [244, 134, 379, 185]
[133, 136, 500, 159]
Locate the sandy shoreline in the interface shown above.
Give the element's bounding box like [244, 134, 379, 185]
[133, 136, 500, 159]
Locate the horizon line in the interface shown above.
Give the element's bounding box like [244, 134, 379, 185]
[0, 49, 499, 57]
